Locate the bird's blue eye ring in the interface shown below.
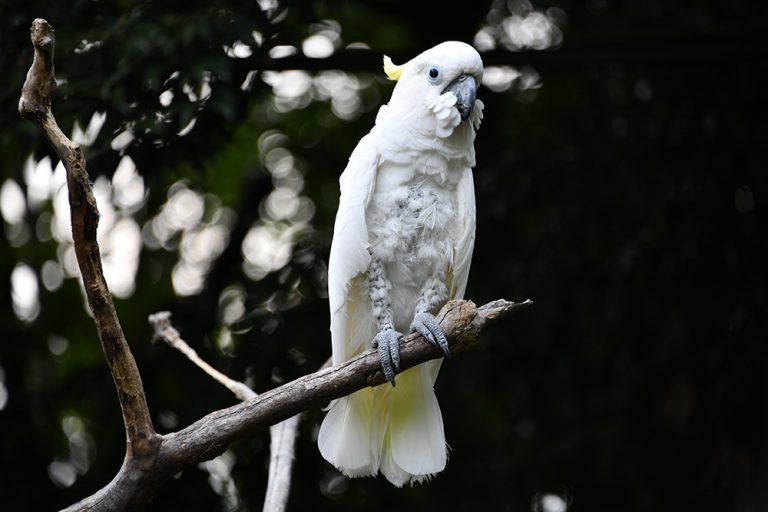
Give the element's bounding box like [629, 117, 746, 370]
[427, 65, 441, 84]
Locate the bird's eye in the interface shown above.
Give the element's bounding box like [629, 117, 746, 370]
[427, 65, 442, 84]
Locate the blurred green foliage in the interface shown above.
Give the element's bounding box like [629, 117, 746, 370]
[1, 1, 767, 511]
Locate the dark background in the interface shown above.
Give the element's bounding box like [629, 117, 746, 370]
[1, 1, 766, 510]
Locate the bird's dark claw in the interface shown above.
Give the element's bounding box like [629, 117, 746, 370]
[410, 312, 451, 358]
[373, 328, 400, 385]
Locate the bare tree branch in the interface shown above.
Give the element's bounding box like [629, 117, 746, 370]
[264, 417, 301, 512]
[149, 311, 301, 512]
[19, 18, 532, 512]
[18, 18, 157, 458]
[159, 298, 532, 464]
[66, 298, 530, 510]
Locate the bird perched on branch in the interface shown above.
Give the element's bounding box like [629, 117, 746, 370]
[318, 41, 484, 486]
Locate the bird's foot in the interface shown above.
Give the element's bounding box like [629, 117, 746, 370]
[410, 312, 451, 358]
[372, 328, 401, 385]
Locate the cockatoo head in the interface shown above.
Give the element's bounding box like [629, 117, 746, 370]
[383, 41, 484, 137]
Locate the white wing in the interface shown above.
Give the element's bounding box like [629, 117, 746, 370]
[327, 133, 379, 364]
[449, 167, 476, 300]
[319, 133, 382, 476]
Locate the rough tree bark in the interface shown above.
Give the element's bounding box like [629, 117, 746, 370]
[18, 18, 159, 460]
[19, 18, 532, 512]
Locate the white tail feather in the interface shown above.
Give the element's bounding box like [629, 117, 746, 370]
[318, 389, 379, 476]
[318, 362, 446, 486]
[386, 364, 446, 481]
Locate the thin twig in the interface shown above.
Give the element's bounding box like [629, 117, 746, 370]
[149, 311, 304, 512]
[264, 418, 300, 512]
[149, 311, 256, 401]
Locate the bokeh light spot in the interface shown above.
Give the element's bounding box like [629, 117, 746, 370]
[1, 179, 26, 225]
[11, 263, 40, 323]
[532, 493, 569, 512]
[48, 460, 77, 488]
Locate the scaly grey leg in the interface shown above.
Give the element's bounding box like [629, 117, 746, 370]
[410, 274, 451, 358]
[364, 257, 400, 385]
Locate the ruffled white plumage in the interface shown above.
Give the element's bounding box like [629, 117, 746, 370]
[319, 40, 482, 487]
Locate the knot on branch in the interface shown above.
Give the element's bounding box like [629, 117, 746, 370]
[19, 18, 56, 121]
[435, 298, 533, 355]
[31, 18, 55, 50]
[149, 311, 175, 344]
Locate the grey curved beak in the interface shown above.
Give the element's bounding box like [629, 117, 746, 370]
[444, 74, 477, 121]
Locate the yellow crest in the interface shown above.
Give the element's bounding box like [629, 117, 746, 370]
[383, 55, 404, 81]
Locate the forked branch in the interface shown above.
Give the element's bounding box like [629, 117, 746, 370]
[19, 18, 532, 512]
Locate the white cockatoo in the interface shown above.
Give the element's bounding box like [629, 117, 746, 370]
[318, 41, 483, 486]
